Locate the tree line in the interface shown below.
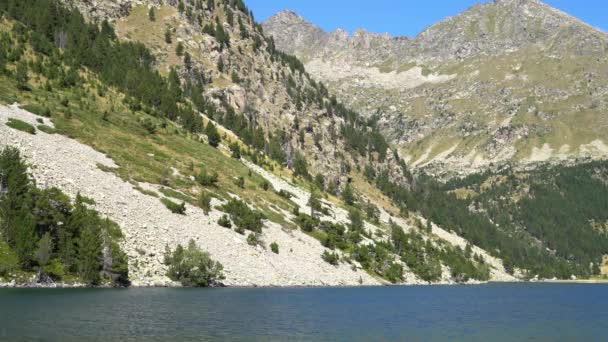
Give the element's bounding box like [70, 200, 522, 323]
[0, 147, 129, 285]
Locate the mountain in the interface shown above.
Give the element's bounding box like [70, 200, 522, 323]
[1, 0, 607, 287]
[263, 0, 608, 177]
[0, 0, 516, 286]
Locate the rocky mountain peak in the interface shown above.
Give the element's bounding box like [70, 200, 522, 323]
[263, 1, 608, 177]
[268, 9, 307, 24]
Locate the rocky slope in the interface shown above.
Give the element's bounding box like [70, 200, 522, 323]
[63, 0, 409, 188]
[5, 0, 594, 285]
[0, 104, 515, 285]
[263, 0, 608, 177]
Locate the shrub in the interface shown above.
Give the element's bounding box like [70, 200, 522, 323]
[37, 125, 56, 134]
[231, 70, 240, 83]
[322, 251, 340, 266]
[270, 242, 279, 254]
[247, 233, 262, 247]
[205, 122, 221, 147]
[43, 259, 66, 280]
[385, 262, 404, 284]
[141, 118, 156, 134]
[260, 180, 270, 191]
[198, 192, 212, 215]
[196, 170, 219, 186]
[277, 189, 293, 199]
[229, 142, 241, 159]
[161, 198, 186, 215]
[164, 240, 225, 287]
[295, 213, 317, 232]
[6, 118, 36, 135]
[218, 215, 232, 228]
[222, 198, 265, 233]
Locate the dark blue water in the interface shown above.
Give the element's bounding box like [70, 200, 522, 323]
[0, 283, 607, 341]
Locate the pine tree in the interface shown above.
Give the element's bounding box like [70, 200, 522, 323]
[293, 152, 309, 179]
[341, 183, 355, 206]
[148, 7, 156, 21]
[205, 122, 221, 147]
[165, 28, 172, 44]
[0, 147, 32, 260]
[77, 223, 102, 284]
[13, 212, 37, 269]
[184, 52, 192, 70]
[35, 232, 53, 268]
[15, 61, 29, 90]
[308, 189, 322, 219]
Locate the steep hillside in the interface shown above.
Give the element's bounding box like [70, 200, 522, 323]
[1, 0, 606, 286]
[263, 0, 608, 177]
[64, 0, 409, 189]
[0, 0, 519, 286]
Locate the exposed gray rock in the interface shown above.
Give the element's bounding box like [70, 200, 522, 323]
[263, 0, 608, 177]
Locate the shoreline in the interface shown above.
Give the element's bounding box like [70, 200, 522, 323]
[536, 278, 608, 284]
[0, 280, 487, 289]
[2, 277, 607, 289]
[3, 280, 603, 289]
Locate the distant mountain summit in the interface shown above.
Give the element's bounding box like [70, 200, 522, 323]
[263, 0, 608, 176]
[265, 0, 605, 63]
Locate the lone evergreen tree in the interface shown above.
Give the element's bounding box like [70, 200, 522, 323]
[205, 122, 221, 147]
[308, 189, 322, 219]
[165, 28, 172, 44]
[341, 183, 355, 206]
[148, 7, 156, 21]
[176, 42, 184, 57]
[15, 62, 29, 90]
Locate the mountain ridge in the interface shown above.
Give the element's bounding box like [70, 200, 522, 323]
[263, 0, 608, 177]
[1, 0, 608, 288]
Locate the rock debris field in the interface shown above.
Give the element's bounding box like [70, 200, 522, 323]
[0, 104, 515, 286]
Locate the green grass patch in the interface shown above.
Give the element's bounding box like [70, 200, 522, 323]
[159, 187, 195, 205]
[21, 104, 51, 117]
[37, 124, 56, 134]
[133, 185, 159, 198]
[161, 197, 186, 215]
[6, 118, 36, 134]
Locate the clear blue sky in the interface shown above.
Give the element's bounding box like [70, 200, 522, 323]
[246, 0, 607, 37]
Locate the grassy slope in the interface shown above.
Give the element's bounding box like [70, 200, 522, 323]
[0, 62, 297, 228]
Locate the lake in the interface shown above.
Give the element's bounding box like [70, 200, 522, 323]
[0, 283, 607, 341]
